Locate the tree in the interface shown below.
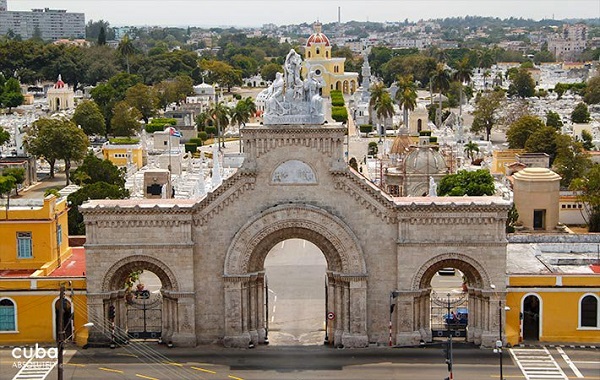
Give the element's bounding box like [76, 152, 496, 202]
[570, 164, 600, 232]
[430, 63, 451, 127]
[0, 129, 10, 146]
[200, 59, 242, 91]
[553, 134, 592, 189]
[209, 101, 230, 147]
[463, 141, 480, 163]
[524, 126, 559, 164]
[230, 97, 256, 128]
[571, 102, 591, 123]
[581, 130, 595, 151]
[508, 68, 535, 98]
[97, 26, 107, 46]
[260, 63, 281, 82]
[71, 153, 126, 188]
[545, 110, 563, 130]
[453, 57, 472, 121]
[72, 100, 106, 136]
[506, 115, 545, 149]
[111, 101, 142, 137]
[24, 118, 88, 185]
[2, 78, 24, 112]
[0, 175, 16, 216]
[583, 75, 600, 105]
[117, 34, 135, 74]
[125, 83, 158, 124]
[394, 74, 417, 131]
[67, 182, 129, 235]
[438, 169, 495, 196]
[2, 167, 25, 196]
[470, 90, 504, 141]
[373, 92, 395, 135]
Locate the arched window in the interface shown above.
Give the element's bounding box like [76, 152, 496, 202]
[326, 51, 329, 58]
[308, 51, 311, 58]
[580, 294, 599, 328]
[417, 119, 422, 132]
[316, 47, 320, 55]
[0, 298, 17, 331]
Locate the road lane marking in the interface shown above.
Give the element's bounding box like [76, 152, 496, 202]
[556, 347, 584, 378]
[228, 376, 244, 380]
[99, 367, 124, 374]
[136, 375, 159, 380]
[509, 347, 568, 380]
[117, 353, 138, 357]
[191, 366, 217, 374]
[163, 361, 183, 366]
[66, 363, 85, 367]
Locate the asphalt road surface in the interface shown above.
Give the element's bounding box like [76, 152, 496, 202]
[2, 344, 598, 380]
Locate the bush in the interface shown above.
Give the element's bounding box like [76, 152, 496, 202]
[368, 141, 378, 156]
[359, 124, 373, 133]
[184, 143, 198, 153]
[198, 131, 209, 142]
[189, 138, 203, 146]
[330, 90, 345, 106]
[205, 126, 217, 136]
[109, 137, 140, 145]
[331, 106, 348, 123]
[145, 124, 164, 133]
[429, 136, 438, 143]
[419, 130, 432, 136]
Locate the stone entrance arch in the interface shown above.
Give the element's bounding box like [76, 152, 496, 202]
[223, 204, 368, 348]
[87, 255, 196, 347]
[401, 252, 502, 346]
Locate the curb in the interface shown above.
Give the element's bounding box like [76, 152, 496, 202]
[513, 343, 598, 349]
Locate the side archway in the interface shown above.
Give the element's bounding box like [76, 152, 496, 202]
[405, 252, 495, 346]
[223, 203, 368, 348]
[102, 255, 180, 292]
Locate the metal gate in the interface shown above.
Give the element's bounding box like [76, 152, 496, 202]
[431, 291, 468, 339]
[126, 291, 162, 340]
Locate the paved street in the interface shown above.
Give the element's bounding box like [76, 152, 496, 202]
[2, 344, 598, 380]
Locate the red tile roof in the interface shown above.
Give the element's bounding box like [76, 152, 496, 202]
[0, 269, 36, 278]
[591, 264, 600, 274]
[49, 247, 86, 277]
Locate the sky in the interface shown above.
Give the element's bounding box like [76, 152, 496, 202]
[6, 0, 600, 27]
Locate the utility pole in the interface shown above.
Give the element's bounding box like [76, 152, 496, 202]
[499, 299, 504, 380]
[445, 293, 453, 380]
[57, 283, 65, 380]
[324, 276, 329, 345]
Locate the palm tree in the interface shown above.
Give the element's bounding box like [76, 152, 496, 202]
[209, 101, 230, 148]
[117, 34, 135, 74]
[464, 141, 480, 163]
[395, 74, 417, 133]
[374, 92, 395, 141]
[453, 57, 473, 124]
[430, 63, 451, 127]
[369, 82, 386, 125]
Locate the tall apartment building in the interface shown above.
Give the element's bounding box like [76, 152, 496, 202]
[0, 0, 85, 40]
[548, 23, 588, 62]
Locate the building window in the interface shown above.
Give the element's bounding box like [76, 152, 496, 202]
[57, 224, 62, 248]
[580, 294, 599, 328]
[0, 298, 17, 331]
[17, 232, 32, 259]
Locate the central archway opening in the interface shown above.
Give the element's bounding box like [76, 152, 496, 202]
[429, 266, 469, 342]
[264, 239, 327, 345]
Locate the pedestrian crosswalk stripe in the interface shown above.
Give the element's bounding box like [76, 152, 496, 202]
[509, 347, 568, 380]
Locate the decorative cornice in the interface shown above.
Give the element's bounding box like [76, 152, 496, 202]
[192, 171, 257, 226]
[397, 242, 507, 247]
[85, 243, 195, 249]
[331, 170, 397, 223]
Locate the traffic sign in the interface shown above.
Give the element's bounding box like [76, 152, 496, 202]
[327, 312, 335, 320]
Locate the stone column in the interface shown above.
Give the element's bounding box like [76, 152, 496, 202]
[170, 292, 196, 347]
[256, 275, 266, 343]
[249, 277, 258, 345]
[86, 293, 111, 346]
[342, 277, 368, 348]
[333, 278, 344, 347]
[223, 277, 251, 348]
[395, 291, 422, 346]
[419, 291, 432, 342]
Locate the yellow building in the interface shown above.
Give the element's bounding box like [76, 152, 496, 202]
[506, 236, 600, 346]
[0, 196, 88, 346]
[101, 139, 145, 169]
[491, 149, 525, 174]
[302, 22, 358, 97]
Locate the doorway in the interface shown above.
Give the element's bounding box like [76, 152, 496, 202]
[522, 294, 541, 341]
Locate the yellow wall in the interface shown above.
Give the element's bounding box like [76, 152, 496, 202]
[0, 279, 88, 346]
[0, 196, 70, 271]
[506, 275, 600, 345]
[102, 144, 144, 169]
[491, 149, 525, 174]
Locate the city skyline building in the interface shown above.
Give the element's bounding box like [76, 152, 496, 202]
[0, 0, 85, 40]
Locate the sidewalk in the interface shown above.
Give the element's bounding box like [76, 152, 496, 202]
[18, 172, 67, 199]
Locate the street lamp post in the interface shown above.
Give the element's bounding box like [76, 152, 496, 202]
[491, 284, 510, 380]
